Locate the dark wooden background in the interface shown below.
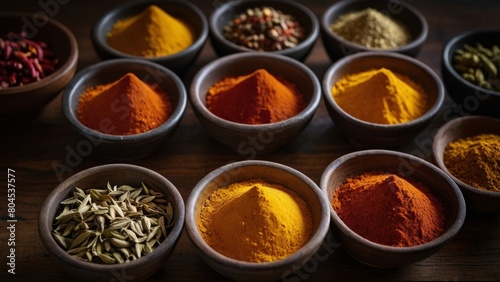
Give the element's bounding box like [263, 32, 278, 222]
[1, 0, 499, 281]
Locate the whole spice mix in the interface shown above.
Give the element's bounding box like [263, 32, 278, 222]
[107, 5, 193, 57]
[331, 68, 428, 124]
[206, 69, 305, 124]
[452, 43, 500, 91]
[332, 171, 445, 247]
[0, 32, 59, 88]
[331, 8, 411, 49]
[52, 182, 174, 264]
[223, 6, 305, 51]
[444, 133, 500, 192]
[198, 179, 313, 262]
[77, 72, 172, 135]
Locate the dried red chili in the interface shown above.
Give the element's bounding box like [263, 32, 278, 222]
[0, 32, 59, 88]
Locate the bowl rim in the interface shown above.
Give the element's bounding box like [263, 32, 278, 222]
[61, 58, 187, 142]
[209, 0, 319, 56]
[320, 149, 466, 252]
[185, 159, 331, 268]
[320, 0, 428, 53]
[38, 163, 185, 271]
[432, 115, 500, 197]
[190, 52, 321, 129]
[0, 12, 78, 95]
[91, 0, 208, 61]
[322, 51, 444, 128]
[442, 28, 500, 96]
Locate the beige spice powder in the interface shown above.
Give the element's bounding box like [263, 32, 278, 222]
[331, 8, 411, 49]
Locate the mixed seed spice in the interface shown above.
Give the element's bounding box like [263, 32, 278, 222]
[51, 182, 174, 264]
[0, 32, 59, 88]
[223, 6, 305, 51]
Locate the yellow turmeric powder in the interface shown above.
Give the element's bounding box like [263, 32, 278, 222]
[331, 68, 429, 124]
[107, 5, 193, 57]
[198, 179, 313, 262]
[444, 133, 500, 192]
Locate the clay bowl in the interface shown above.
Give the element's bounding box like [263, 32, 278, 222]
[441, 29, 500, 118]
[190, 52, 321, 155]
[185, 160, 330, 281]
[321, 0, 428, 62]
[39, 163, 185, 282]
[0, 12, 78, 121]
[61, 59, 187, 160]
[209, 0, 319, 61]
[322, 51, 444, 148]
[320, 149, 466, 268]
[433, 115, 500, 213]
[91, 0, 208, 74]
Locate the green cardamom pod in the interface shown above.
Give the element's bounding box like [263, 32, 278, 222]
[479, 80, 493, 90]
[492, 45, 500, 56]
[491, 56, 500, 72]
[476, 43, 493, 57]
[475, 68, 485, 82]
[478, 53, 498, 76]
[462, 73, 476, 83]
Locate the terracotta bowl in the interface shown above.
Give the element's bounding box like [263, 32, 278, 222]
[321, 0, 428, 62]
[441, 29, 500, 118]
[91, 0, 208, 74]
[209, 0, 319, 61]
[322, 51, 444, 148]
[0, 12, 78, 120]
[190, 52, 321, 155]
[61, 59, 187, 160]
[38, 164, 185, 282]
[433, 115, 500, 213]
[320, 149, 466, 268]
[185, 160, 331, 281]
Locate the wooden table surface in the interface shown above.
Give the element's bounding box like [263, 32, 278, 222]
[1, 0, 500, 281]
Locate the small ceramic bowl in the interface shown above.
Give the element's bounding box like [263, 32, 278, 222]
[321, 0, 428, 62]
[91, 0, 208, 74]
[185, 160, 330, 281]
[190, 52, 321, 154]
[62, 59, 187, 160]
[433, 115, 500, 213]
[0, 12, 78, 120]
[39, 163, 185, 282]
[441, 29, 500, 118]
[209, 0, 319, 61]
[322, 51, 444, 148]
[320, 149, 466, 268]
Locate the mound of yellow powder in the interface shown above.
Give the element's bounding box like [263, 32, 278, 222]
[331, 68, 429, 124]
[198, 179, 313, 262]
[107, 5, 193, 57]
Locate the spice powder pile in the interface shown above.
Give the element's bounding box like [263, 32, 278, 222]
[331, 8, 411, 49]
[444, 133, 500, 192]
[331, 68, 429, 124]
[206, 69, 305, 124]
[107, 5, 193, 57]
[77, 73, 172, 135]
[198, 179, 313, 262]
[332, 172, 445, 247]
